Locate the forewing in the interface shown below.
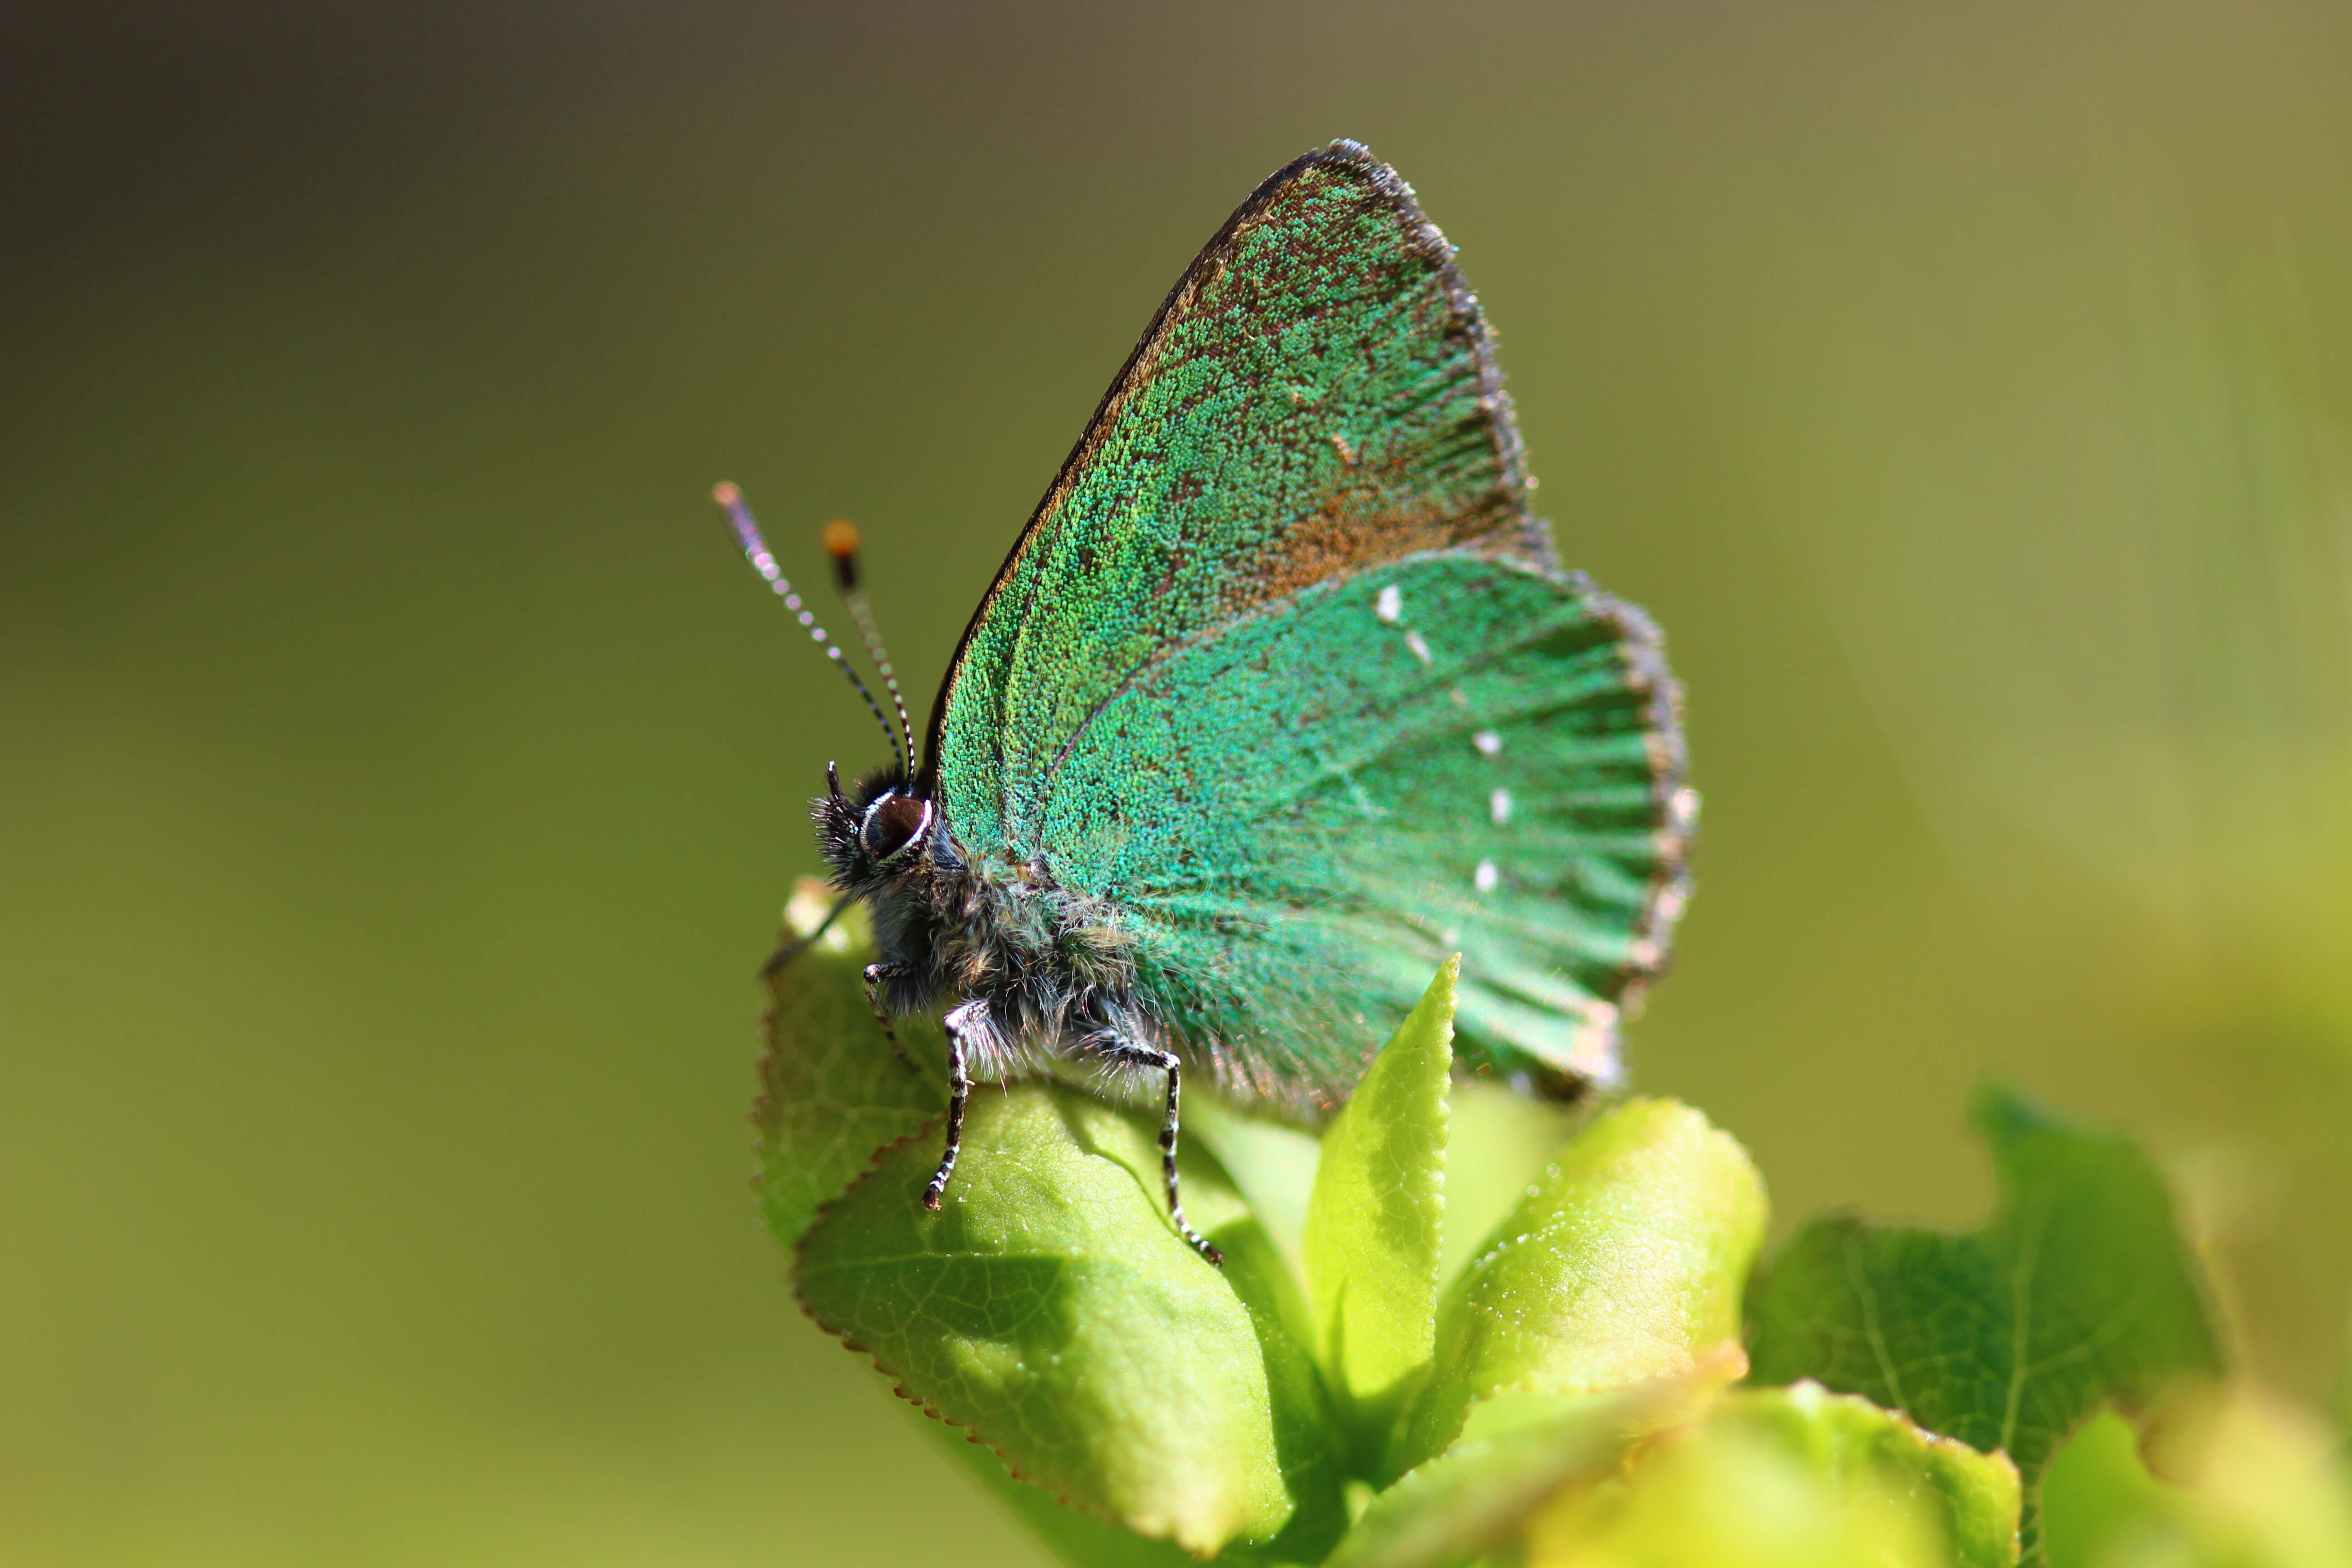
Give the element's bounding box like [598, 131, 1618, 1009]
[932, 140, 1544, 847]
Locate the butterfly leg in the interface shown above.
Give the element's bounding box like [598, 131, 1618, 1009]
[859, 962, 920, 1073]
[922, 999, 983, 1210]
[1104, 1041, 1224, 1266]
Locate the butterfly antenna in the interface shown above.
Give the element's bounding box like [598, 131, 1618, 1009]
[822, 518, 917, 778]
[713, 482, 902, 766]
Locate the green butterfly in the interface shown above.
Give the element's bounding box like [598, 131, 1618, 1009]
[724, 139, 1690, 1263]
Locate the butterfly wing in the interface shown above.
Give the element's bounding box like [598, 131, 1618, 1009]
[928, 140, 1688, 1111]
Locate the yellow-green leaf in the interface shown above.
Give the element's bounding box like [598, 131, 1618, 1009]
[1325, 1359, 1735, 1568]
[1528, 1384, 2022, 1568]
[793, 1079, 1347, 1560]
[1303, 956, 1456, 1429]
[1394, 1097, 1767, 1473]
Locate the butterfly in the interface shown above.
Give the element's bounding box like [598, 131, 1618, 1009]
[720, 139, 1692, 1265]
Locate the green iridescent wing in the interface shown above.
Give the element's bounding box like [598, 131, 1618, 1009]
[928, 140, 1689, 1112]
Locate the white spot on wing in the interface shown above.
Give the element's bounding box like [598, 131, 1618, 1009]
[1490, 788, 1512, 825]
[1403, 630, 1433, 665]
[1473, 729, 1502, 756]
[1473, 858, 1499, 893]
[1376, 584, 1402, 623]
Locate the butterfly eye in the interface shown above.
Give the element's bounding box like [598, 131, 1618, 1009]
[859, 792, 933, 863]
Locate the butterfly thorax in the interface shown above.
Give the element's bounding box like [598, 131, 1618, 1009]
[814, 766, 1147, 1081]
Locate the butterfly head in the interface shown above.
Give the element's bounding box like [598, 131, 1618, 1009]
[815, 759, 936, 891]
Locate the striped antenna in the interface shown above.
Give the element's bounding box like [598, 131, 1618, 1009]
[714, 482, 902, 767]
[822, 519, 916, 777]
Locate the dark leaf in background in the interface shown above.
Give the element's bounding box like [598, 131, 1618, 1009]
[1746, 1084, 2225, 1562]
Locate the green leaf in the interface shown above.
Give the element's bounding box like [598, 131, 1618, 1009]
[1324, 1368, 1725, 1568]
[1303, 956, 1455, 1431]
[2042, 1395, 2352, 1568]
[752, 879, 944, 1248]
[1434, 1080, 1586, 1289]
[1745, 1083, 2225, 1563]
[793, 1077, 1348, 1561]
[1529, 1383, 2023, 1568]
[1393, 1098, 1768, 1474]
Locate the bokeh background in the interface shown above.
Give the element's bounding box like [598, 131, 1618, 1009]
[5, 3, 2349, 1563]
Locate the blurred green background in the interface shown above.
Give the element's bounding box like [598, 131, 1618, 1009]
[5, 3, 2348, 1563]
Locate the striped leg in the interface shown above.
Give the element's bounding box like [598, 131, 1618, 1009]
[1107, 1041, 1223, 1266]
[922, 1000, 982, 1210]
[860, 961, 918, 1073]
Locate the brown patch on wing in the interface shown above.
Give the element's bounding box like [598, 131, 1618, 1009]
[1235, 465, 1524, 612]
